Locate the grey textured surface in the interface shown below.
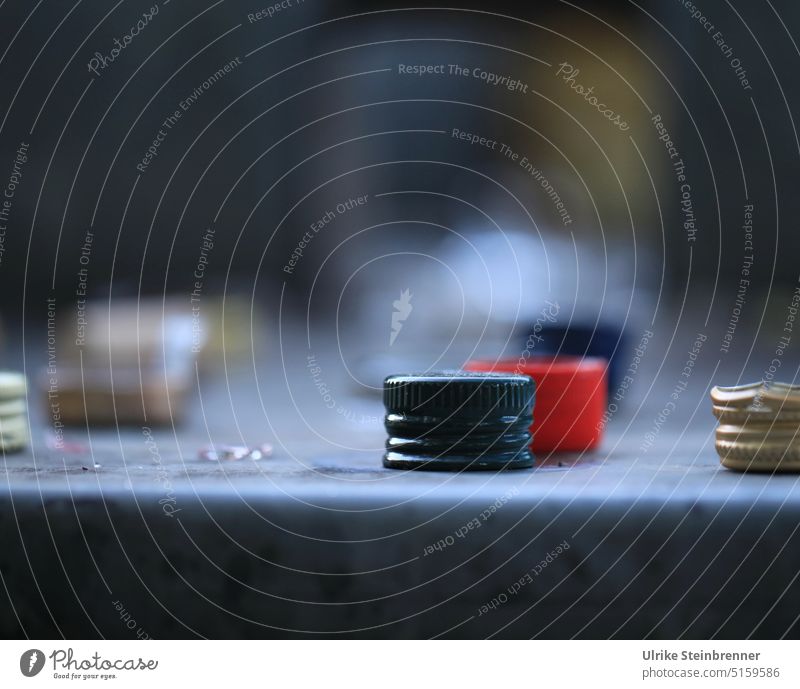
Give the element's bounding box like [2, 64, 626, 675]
[2, 329, 800, 639]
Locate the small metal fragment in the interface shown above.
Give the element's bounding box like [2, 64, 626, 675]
[199, 445, 252, 462]
[248, 443, 273, 460]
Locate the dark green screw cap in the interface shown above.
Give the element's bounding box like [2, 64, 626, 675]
[383, 371, 535, 471]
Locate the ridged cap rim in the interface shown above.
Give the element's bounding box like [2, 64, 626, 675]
[384, 371, 534, 413]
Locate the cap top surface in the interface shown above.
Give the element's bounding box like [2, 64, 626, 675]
[385, 370, 531, 384]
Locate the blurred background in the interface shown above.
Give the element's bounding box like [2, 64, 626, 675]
[0, 0, 796, 436]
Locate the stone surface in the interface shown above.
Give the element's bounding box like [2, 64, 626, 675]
[2, 327, 799, 639]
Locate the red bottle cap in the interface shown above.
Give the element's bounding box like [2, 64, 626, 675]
[465, 356, 608, 453]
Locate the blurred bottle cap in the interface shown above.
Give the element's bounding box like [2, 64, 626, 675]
[467, 356, 607, 453]
[0, 372, 26, 399]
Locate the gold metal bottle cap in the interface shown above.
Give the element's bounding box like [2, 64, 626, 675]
[710, 382, 800, 472]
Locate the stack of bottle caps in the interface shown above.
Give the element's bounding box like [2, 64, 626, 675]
[711, 381, 800, 472]
[0, 372, 28, 453]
